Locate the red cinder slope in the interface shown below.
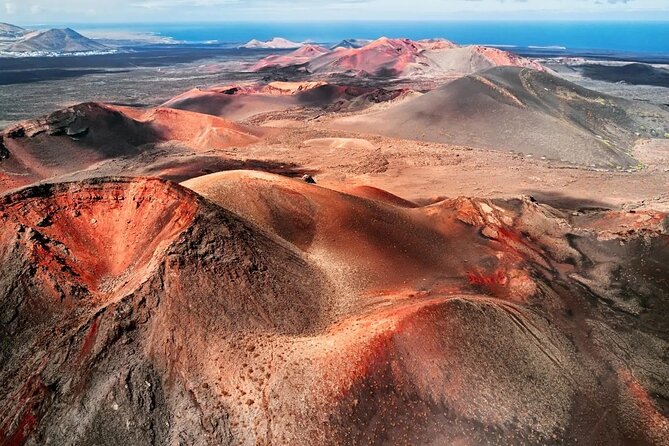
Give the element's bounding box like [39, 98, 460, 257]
[308, 37, 422, 76]
[0, 103, 262, 192]
[252, 44, 330, 71]
[181, 171, 669, 444]
[0, 177, 329, 445]
[0, 174, 667, 445]
[140, 107, 262, 150]
[162, 81, 408, 121]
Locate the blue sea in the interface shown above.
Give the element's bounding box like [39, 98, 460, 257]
[32, 21, 669, 55]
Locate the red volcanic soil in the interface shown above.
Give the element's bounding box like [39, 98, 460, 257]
[162, 81, 410, 120]
[162, 86, 304, 121]
[182, 171, 554, 297]
[308, 37, 423, 76]
[0, 178, 198, 295]
[2, 27, 669, 444]
[180, 171, 668, 444]
[0, 103, 158, 183]
[0, 177, 328, 445]
[166, 81, 329, 100]
[252, 44, 330, 71]
[417, 38, 458, 50]
[186, 171, 477, 286]
[341, 185, 419, 208]
[471, 45, 543, 69]
[140, 108, 261, 150]
[0, 173, 668, 444]
[252, 37, 544, 77]
[253, 37, 421, 76]
[0, 103, 262, 191]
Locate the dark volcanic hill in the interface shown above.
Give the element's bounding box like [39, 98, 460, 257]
[579, 63, 669, 88]
[334, 66, 669, 168]
[330, 39, 370, 50]
[0, 173, 668, 445]
[0, 23, 26, 39]
[8, 28, 108, 53]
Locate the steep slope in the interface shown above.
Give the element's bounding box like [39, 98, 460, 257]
[0, 23, 26, 39]
[0, 174, 668, 445]
[0, 103, 262, 190]
[333, 66, 669, 168]
[8, 28, 108, 53]
[182, 171, 669, 445]
[0, 177, 329, 445]
[1, 103, 159, 181]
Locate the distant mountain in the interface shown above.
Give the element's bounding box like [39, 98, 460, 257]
[253, 37, 543, 77]
[330, 39, 371, 50]
[0, 22, 27, 39]
[252, 44, 330, 71]
[240, 37, 302, 49]
[8, 28, 108, 53]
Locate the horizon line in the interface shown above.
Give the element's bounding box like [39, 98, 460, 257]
[10, 17, 669, 26]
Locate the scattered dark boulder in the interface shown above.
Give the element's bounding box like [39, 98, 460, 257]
[35, 215, 52, 227]
[5, 126, 25, 138]
[301, 174, 316, 184]
[0, 137, 8, 160]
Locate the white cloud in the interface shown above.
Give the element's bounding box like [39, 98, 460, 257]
[4, 2, 17, 14]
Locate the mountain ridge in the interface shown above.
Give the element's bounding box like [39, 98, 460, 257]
[8, 27, 109, 53]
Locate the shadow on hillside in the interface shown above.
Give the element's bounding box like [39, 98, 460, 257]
[523, 190, 614, 211]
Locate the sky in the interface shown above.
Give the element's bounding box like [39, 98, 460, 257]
[2, 0, 669, 24]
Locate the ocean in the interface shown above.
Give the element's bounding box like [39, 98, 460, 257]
[51, 21, 669, 55]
